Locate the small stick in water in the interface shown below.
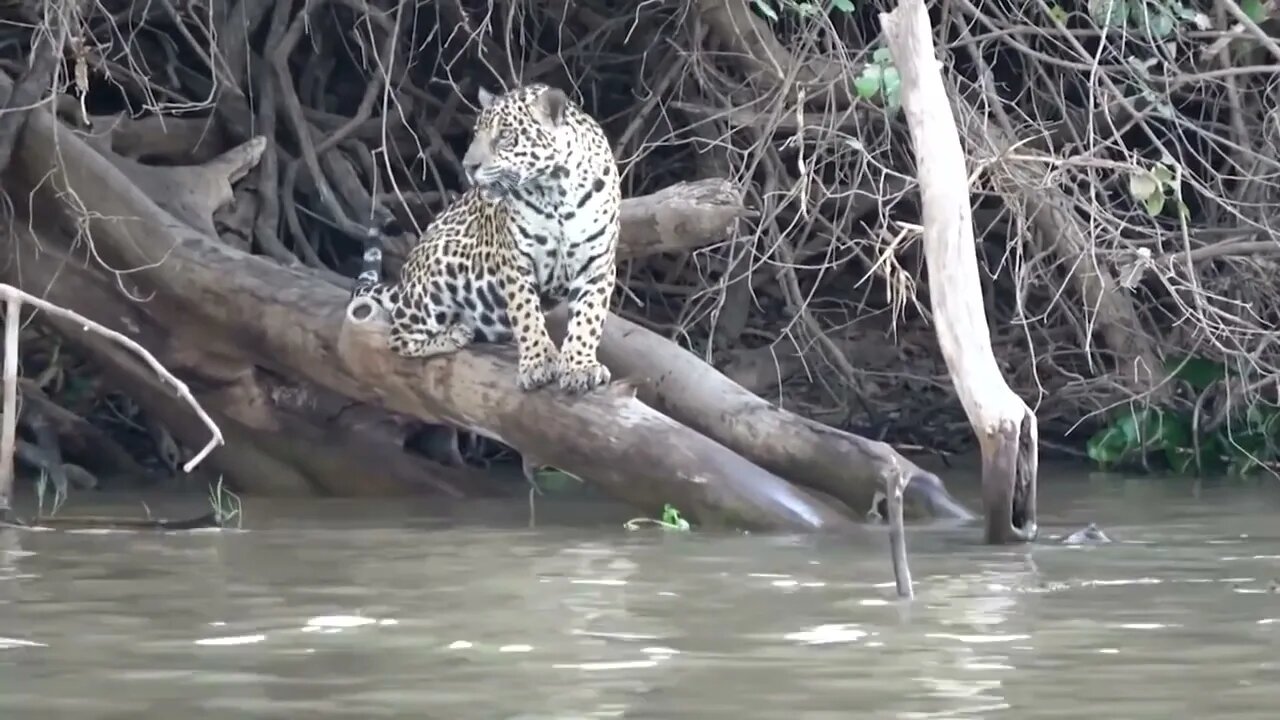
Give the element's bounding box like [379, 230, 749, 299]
[886, 464, 914, 599]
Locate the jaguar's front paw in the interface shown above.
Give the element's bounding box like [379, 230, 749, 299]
[558, 360, 611, 395]
[444, 323, 475, 349]
[517, 350, 560, 391]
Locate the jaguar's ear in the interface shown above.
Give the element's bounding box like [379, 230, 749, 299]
[477, 86, 497, 109]
[536, 87, 569, 127]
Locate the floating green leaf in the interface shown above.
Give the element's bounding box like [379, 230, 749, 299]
[1048, 3, 1069, 23]
[831, 0, 856, 12]
[662, 504, 691, 531]
[873, 47, 893, 65]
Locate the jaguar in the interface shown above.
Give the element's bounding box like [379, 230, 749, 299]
[351, 83, 621, 394]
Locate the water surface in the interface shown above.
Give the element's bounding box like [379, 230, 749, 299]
[2, 467, 1279, 718]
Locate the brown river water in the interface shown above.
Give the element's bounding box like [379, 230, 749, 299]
[2, 462, 1279, 719]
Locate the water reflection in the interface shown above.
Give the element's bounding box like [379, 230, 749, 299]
[0, 477, 1277, 718]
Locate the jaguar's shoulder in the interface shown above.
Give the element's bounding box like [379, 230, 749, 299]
[417, 190, 508, 241]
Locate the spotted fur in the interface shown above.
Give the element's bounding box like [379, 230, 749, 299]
[352, 83, 620, 394]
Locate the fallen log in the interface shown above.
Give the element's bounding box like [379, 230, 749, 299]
[881, 0, 1038, 543]
[0, 225, 494, 499]
[339, 306, 855, 531]
[545, 309, 975, 522]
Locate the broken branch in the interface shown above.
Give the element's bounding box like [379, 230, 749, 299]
[880, 0, 1038, 544]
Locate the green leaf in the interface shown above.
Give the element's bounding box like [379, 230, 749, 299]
[854, 65, 883, 100]
[884, 87, 902, 114]
[662, 503, 691, 531]
[1245, 404, 1280, 437]
[792, 1, 821, 17]
[1132, 3, 1176, 38]
[1242, 0, 1268, 23]
[1150, 163, 1175, 186]
[1219, 423, 1271, 477]
[1163, 355, 1226, 392]
[881, 66, 901, 102]
[831, 0, 856, 12]
[1048, 3, 1069, 23]
[1143, 190, 1166, 216]
[1086, 424, 1130, 466]
[872, 47, 893, 65]
[1119, 407, 1162, 448]
[1087, 406, 1190, 470]
[1090, 0, 1129, 27]
[1128, 170, 1158, 200]
[1155, 413, 1194, 472]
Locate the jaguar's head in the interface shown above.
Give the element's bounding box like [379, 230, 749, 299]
[462, 83, 572, 203]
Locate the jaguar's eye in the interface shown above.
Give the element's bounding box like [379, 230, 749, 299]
[495, 129, 514, 149]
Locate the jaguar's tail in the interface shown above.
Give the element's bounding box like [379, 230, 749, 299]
[352, 213, 402, 299]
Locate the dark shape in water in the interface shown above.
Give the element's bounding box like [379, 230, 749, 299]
[1062, 523, 1111, 545]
